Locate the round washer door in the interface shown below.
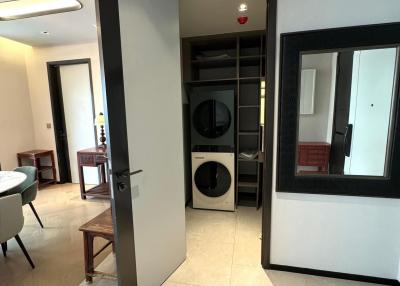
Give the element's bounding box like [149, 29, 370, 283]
[194, 161, 232, 197]
[193, 99, 231, 139]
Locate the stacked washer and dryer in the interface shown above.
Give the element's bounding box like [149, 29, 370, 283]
[190, 89, 235, 211]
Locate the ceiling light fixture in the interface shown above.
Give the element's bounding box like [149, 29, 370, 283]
[0, 0, 82, 21]
[238, 3, 248, 12]
[40, 31, 50, 35]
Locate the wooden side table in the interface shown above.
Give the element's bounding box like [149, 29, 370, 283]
[79, 208, 115, 282]
[77, 146, 110, 200]
[298, 142, 331, 173]
[17, 150, 57, 188]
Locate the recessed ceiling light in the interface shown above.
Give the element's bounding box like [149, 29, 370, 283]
[238, 3, 248, 13]
[40, 31, 50, 35]
[0, 0, 82, 21]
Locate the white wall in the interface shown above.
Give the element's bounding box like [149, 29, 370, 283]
[271, 0, 400, 280]
[0, 37, 35, 170]
[59, 64, 99, 184]
[298, 53, 335, 143]
[25, 42, 103, 179]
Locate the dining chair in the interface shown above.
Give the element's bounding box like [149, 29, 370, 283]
[0, 193, 35, 268]
[11, 166, 44, 228]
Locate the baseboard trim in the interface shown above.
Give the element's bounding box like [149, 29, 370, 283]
[269, 264, 399, 286]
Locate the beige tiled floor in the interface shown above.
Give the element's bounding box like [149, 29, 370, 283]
[164, 207, 266, 286]
[90, 206, 384, 286]
[0, 183, 386, 286]
[164, 207, 385, 286]
[0, 183, 111, 286]
[80, 254, 117, 286]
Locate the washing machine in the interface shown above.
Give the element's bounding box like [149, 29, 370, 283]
[192, 152, 235, 211]
[190, 89, 235, 147]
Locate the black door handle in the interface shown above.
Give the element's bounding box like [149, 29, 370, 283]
[115, 169, 143, 179]
[115, 170, 143, 192]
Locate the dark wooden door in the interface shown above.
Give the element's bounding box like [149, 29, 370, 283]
[47, 65, 72, 183]
[329, 51, 354, 174]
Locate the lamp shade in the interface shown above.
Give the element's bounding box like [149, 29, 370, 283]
[95, 112, 105, 126]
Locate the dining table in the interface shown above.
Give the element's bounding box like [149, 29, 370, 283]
[0, 171, 27, 194]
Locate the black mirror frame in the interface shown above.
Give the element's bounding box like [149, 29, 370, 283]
[277, 22, 400, 199]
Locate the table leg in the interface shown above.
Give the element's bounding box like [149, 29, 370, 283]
[83, 232, 94, 282]
[17, 156, 22, 167]
[1, 242, 7, 257]
[33, 157, 43, 183]
[50, 151, 57, 184]
[100, 163, 107, 184]
[79, 164, 86, 200]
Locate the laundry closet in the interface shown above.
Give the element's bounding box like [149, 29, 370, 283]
[181, 31, 266, 210]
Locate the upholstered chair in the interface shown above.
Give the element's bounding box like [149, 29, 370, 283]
[10, 166, 43, 228]
[0, 194, 35, 268]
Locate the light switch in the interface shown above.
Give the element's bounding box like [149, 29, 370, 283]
[46, 123, 52, 129]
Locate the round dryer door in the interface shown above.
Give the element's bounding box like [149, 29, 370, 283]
[194, 161, 232, 197]
[193, 100, 231, 139]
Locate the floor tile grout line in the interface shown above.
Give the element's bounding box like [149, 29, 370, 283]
[228, 209, 240, 286]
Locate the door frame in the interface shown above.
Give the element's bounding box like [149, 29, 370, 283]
[95, 0, 275, 284]
[47, 58, 97, 183]
[95, 1, 137, 285]
[261, 0, 276, 268]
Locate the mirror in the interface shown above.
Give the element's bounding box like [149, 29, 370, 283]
[278, 22, 400, 198]
[296, 47, 399, 177]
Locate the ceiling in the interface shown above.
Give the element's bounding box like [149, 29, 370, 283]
[0, 0, 97, 46]
[180, 0, 266, 38]
[0, 0, 266, 47]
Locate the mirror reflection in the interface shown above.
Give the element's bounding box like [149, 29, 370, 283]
[297, 47, 399, 177]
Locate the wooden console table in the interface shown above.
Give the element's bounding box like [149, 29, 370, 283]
[17, 149, 57, 188]
[298, 142, 331, 173]
[79, 208, 115, 282]
[77, 146, 110, 200]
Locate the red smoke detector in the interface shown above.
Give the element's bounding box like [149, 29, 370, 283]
[237, 3, 248, 25]
[237, 15, 248, 25]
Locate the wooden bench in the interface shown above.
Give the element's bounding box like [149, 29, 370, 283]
[79, 208, 116, 282]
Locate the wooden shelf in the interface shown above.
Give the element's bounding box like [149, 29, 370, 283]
[182, 31, 265, 209]
[17, 149, 57, 190]
[238, 158, 259, 162]
[240, 55, 264, 59]
[37, 166, 54, 173]
[239, 131, 259, 136]
[239, 105, 260, 108]
[237, 192, 257, 207]
[185, 77, 263, 86]
[238, 174, 258, 187]
[185, 78, 237, 86]
[240, 55, 264, 66]
[85, 183, 111, 199]
[239, 77, 263, 83]
[191, 57, 237, 68]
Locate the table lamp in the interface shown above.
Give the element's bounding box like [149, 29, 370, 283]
[95, 112, 106, 147]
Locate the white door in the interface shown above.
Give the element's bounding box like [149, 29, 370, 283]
[344, 48, 397, 176]
[117, 0, 186, 285]
[59, 63, 99, 184]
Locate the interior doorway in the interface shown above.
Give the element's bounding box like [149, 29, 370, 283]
[47, 59, 98, 184]
[95, 0, 270, 285]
